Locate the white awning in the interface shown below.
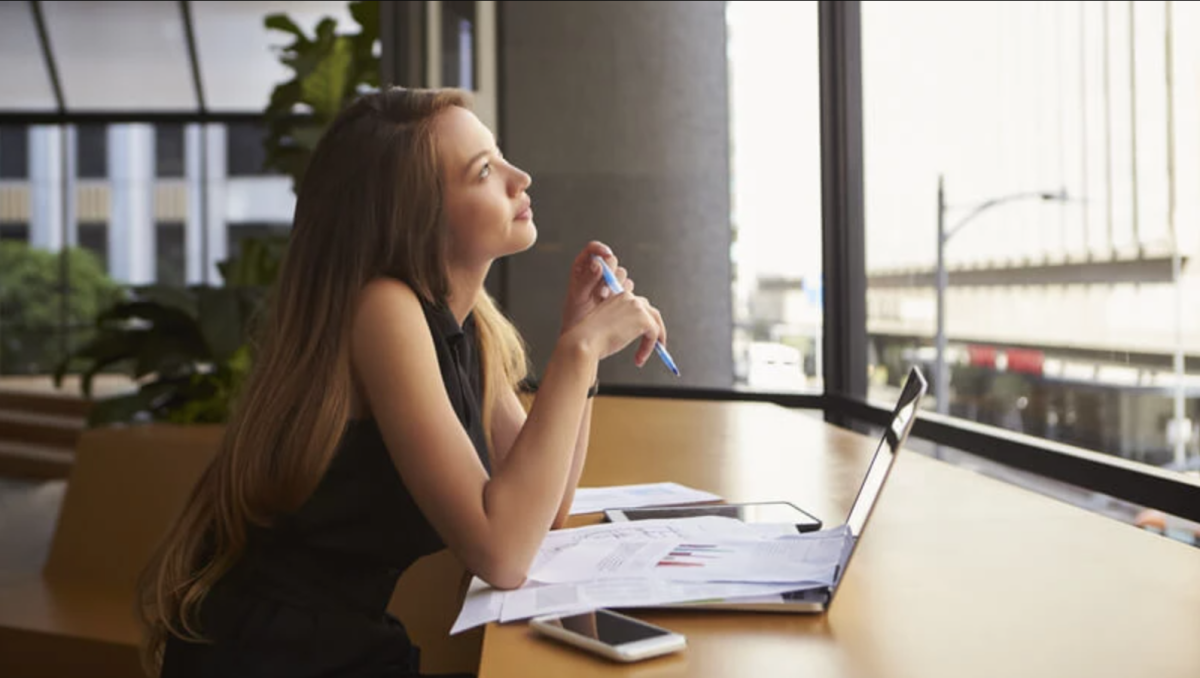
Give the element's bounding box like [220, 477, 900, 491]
[0, 0, 357, 119]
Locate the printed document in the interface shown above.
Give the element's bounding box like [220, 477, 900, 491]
[568, 482, 722, 515]
[528, 526, 848, 585]
[449, 518, 844, 634]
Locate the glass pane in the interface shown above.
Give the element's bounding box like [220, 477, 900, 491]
[156, 124, 186, 178]
[442, 0, 477, 90]
[41, 1, 197, 111]
[1, 125, 30, 179]
[75, 124, 107, 179]
[226, 121, 268, 176]
[866, 428, 1200, 548]
[156, 221, 186, 286]
[0, 225, 29, 241]
[0, 2, 57, 110]
[863, 1, 1200, 479]
[77, 222, 109, 271]
[728, 1, 823, 393]
[192, 1, 355, 111]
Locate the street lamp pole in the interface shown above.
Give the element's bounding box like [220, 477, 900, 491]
[936, 175, 948, 417]
[934, 174, 1069, 422]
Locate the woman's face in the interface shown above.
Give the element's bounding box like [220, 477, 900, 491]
[436, 106, 536, 268]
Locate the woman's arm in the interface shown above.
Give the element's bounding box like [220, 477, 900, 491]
[491, 385, 594, 530]
[553, 396, 593, 529]
[353, 278, 659, 590]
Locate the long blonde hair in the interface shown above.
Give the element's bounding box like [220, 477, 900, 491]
[136, 87, 528, 675]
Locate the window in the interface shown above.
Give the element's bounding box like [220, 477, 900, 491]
[226, 121, 267, 176]
[0, 224, 29, 242]
[76, 124, 108, 179]
[0, 125, 29, 179]
[156, 221, 186, 286]
[728, 1, 823, 393]
[862, 1, 1200, 477]
[78, 222, 108, 271]
[441, 1, 477, 90]
[156, 123, 186, 178]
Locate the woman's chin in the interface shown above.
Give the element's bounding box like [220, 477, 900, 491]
[513, 220, 538, 252]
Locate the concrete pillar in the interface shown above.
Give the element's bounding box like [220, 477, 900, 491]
[203, 123, 228, 284]
[28, 126, 64, 251]
[107, 124, 155, 284]
[185, 123, 204, 284]
[63, 126, 77, 247]
[499, 1, 734, 388]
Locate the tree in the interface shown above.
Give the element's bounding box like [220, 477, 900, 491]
[0, 243, 121, 375]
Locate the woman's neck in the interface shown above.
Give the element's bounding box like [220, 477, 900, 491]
[445, 260, 492, 326]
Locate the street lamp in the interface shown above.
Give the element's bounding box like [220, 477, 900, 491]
[934, 174, 1070, 417]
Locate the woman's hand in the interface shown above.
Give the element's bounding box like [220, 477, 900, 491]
[560, 241, 631, 336]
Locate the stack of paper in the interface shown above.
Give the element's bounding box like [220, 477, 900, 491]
[450, 515, 850, 634]
[567, 482, 722, 516]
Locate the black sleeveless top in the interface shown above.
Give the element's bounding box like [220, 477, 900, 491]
[161, 299, 489, 678]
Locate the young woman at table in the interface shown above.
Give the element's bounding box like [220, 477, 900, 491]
[136, 86, 669, 678]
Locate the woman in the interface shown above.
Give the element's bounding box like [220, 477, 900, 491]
[138, 86, 668, 677]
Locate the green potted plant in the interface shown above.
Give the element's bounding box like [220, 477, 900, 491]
[51, 235, 285, 426]
[263, 0, 380, 191]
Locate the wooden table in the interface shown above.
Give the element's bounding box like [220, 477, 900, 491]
[480, 397, 1200, 678]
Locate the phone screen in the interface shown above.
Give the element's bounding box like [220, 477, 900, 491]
[546, 610, 669, 646]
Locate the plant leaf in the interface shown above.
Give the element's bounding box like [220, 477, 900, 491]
[196, 288, 246, 362]
[129, 285, 199, 317]
[132, 333, 204, 380]
[265, 79, 304, 120]
[97, 300, 198, 334]
[350, 0, 378, 37]
[265, 14, 307, 41]
[301, 36, 352, 121]
[136, 377, 194, 416]
[56, 330, 144, 396]
[314, 17, 337, 45]
[86, 392, 156, 427]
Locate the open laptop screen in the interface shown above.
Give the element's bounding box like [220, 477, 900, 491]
[844, 367, 928, 538]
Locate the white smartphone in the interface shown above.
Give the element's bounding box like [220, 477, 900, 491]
[529, 608, 687, 663]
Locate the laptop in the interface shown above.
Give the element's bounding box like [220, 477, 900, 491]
[659, 366, 928, 613]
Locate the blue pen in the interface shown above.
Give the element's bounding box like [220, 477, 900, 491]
[593, 256, 681, 377]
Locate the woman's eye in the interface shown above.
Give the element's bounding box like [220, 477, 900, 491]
[480, 162, 491, 179]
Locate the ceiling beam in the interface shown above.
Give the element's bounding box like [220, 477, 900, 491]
[28, 1, 65, 114]
[179, 0, 208, 114]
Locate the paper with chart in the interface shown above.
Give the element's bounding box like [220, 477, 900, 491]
[567, 482, 722, 515]
[528, 525, 848, 585]
[450, 517, 837, 634]
[527, 515, 796, 571]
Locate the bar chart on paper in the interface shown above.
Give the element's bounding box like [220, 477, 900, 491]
[658, 544, 734, 567]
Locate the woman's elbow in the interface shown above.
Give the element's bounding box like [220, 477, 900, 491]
[471, 546, 533, 591]
[478, 564, 528, 591]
